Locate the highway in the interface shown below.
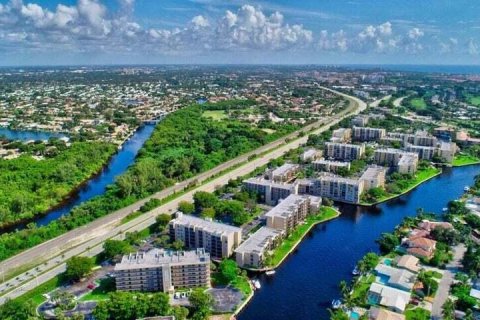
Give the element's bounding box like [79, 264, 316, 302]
[0, 87, 366, 304]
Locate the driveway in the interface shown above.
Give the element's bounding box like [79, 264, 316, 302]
[431, 244, 466, 319]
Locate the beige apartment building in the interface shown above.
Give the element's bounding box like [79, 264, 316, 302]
[243, 177, 297, 205]
[114, 248, 210, 293]
[352, 126, 386, 142]
[265, 194, 321, 233]
[315, 173, 365, 203]
[312, 159, 351, 173]
[168, 212, 242, 259]
[235, 227, 284, 268]
[360, 166, 387, 189]
[324, 142, 365, 161]
[268, 163, 300, 182]
[374, 148, 419, 174]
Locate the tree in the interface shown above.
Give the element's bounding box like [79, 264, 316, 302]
[178, 201, 195, 214]
[376, 233, 400, 254]
[103, 240, 132, 260]
[189, 289, 213, 320]
[200, 207, 216, 219]
[171, 306, 189, 320]
[442, 298, 456, 320]
[219, 259, 239, 283]
[357, 252, 380, 272]
[193, 191, 219, 212]
[0, 299, 37, 320]
[155, 214, 172, 230]
[65, 256, 94, 282]
[329, 309, 349, 320]
[430, 227, 459, 245]
[147, 293, 171, 316]
[171, 239, 184, 251]
[92, 301, 109, 320]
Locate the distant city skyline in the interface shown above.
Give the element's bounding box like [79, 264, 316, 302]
[0, 0, 480, 66]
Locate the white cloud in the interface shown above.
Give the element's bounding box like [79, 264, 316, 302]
[408, 27, 424, 40]
[468, 39, 479, 55]
[191, 15, 209, 28]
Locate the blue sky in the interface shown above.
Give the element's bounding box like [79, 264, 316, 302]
[0, 0, 479, 66]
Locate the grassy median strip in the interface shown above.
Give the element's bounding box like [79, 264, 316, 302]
[268, 207, 340, 268]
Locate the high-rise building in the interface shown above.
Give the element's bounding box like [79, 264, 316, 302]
[235, 227, 284, 268]
[114, 248, 210, 293]
[352, 126, 386, 142]
[324, 142, 365, 161]
[243, 178, 297, 205]
[168, 212, 242, 259]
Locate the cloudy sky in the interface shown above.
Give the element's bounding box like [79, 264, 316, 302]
[0, 0, 479, 66]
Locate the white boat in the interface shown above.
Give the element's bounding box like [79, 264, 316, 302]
[265, 270, 276, 276]
[442, 207, 448, 212]
[352, 267, 360, 276]
[331, 299, 342, 309]
[252, 279, 261, 290]
[464, 186, 471, 192]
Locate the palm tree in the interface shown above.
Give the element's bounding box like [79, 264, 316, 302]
[442, 299, 455, 320]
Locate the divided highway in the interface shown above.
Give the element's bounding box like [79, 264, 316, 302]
[0, 87, 366, 304]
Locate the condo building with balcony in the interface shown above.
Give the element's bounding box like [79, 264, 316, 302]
[324, 142, 365, 161]
[243, 177, 298, 206]
[235, 227, 284, 268]
[312, 159, 351, 173]
[114, 248, 210, 293]
[168, 212, 242, 259]
[265, 194, 321, 233]
[352, 126, 386, 142]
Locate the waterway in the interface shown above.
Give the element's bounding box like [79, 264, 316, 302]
[1, 124, 156, 230]
[238, 165, 480, 320]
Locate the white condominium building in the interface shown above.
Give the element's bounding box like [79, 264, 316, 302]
[235, 227, 284, 268]
[268, 163, 300, 183]
[243, 177, 297, 206]
[324, 142, 365, 161]
[168, 212, 242, 259]
[360, 166, 387, 189]
[312, 159, 351, 173]
[114, 248, 210, 293]
[352, 126, 386, 142]
[265, 194, 321, 233]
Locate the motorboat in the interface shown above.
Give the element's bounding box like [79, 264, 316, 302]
[265, 270, 276, 276]
[352, 266, 360, 276]
[331, 299, 342, 309]
[252, 279, 261, 290]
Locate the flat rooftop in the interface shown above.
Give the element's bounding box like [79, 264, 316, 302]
[235, 227, 283, 254]
[265, 194, 320, 219]
[115, 248, 210, 271]
[171, 213, 242, 235]
[243, 177, 295, 190]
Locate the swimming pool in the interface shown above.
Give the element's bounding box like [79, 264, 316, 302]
[350, 311, 360, 320]
[376, 274, 390, 285]
[384, 258, 392, 266]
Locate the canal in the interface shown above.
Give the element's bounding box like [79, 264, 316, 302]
[238, 165, 480, 320]
[0, 124, 156, 229]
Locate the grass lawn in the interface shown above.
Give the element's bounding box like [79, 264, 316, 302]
[80, 277, 115, 301]
[467, 95, 480, 107]
[405, 306, 431, 320]
[453, 154, 480, 166]
[268, 207, 339, 267]
[351, 274, 375, 306]
[410, 98, 427, 110]
[203, 110, 228, 120]
[361, 167, 441, 205]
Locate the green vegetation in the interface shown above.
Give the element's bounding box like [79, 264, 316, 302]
[102, 239, 133, 260]
[363, 167, 441, 205]
[80, 278, 115, 302]
[0, 141, 116, 228]
[268, 207, 339, 267]
[405, 307, 431, 320]
[350, 275, 375, 307]
[410, 98, 427, 110]
[65, 256, 94, 282]
[188, 289, 214, 320]
[467, 95, 480, 107]
[203, 110, 227, 120]
[212, 259, 252, 295]
[0, 104, 299, 262]
[452, 153, 480, 166]
[93, 291, 188, 320]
